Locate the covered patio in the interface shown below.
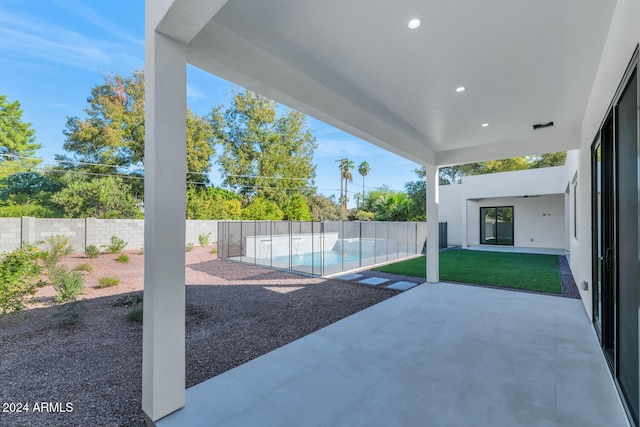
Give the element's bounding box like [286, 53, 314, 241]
[156, 282, 627, 427]
[143, 0, 640, 425]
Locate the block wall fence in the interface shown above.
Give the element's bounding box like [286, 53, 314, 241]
[0, 217, 219, 253]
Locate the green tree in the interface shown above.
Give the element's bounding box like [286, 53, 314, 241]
[218, 89, 316, 206]
[59, 71, 217, 195]
[438, 152, 566, 184]
[241, 197, 284, 220]
[339, 158, 355, 211]
[52, 176, 142, 219]
[373, 192, 411, 221]
[0, 93, 41, 178]
[186, 187, 242, 219]
[282, 194, 312, 220]
[405, 167, 426, 221]
[0, 171, 65, 217]
[357, 161, 370, 210]
[307, 194, 345, 221]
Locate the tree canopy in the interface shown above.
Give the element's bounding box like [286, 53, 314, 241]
[0, 93, 41, 178]
[59, 71, 217, 195]
[218, 89, 317, 206]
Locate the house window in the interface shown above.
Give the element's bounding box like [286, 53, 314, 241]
[480, 206, 514, 246]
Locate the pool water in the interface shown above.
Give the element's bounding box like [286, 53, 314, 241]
[272, 251, 360, 268]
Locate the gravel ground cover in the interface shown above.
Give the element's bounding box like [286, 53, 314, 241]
[0, 247, 397, 427]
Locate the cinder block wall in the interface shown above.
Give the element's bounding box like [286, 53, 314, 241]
[0, 218, 220, 253]
[0, 218, 21, 251]
[186, 220, 218, 246]
[33, 218, 86, 252]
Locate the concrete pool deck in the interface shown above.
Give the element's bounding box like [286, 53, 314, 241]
[156, 281, 628, 427]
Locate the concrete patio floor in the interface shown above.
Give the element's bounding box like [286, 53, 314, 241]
[157, 282, 629, 427]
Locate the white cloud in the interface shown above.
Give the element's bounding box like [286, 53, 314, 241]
[187, 82, 205, 101]
[0, 9, 142, 71]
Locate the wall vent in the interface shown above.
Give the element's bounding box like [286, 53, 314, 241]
[533, 121, 554, 130]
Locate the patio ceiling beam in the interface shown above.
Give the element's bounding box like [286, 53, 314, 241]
[156, 0, 228, 45]
[142, 20, 188, 423]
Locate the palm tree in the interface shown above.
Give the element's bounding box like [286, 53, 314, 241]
[342, 159, 355, 210]
[357, 161, 370, 210]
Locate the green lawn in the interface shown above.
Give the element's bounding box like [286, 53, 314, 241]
[373, 250, 562, 293]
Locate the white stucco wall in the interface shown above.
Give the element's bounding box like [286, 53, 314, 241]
[439, 167, 567, 248]
[571, 0, 640, 319]
[465, 195, 565, 249]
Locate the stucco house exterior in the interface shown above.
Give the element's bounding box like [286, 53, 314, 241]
[439, 162, 575, 252]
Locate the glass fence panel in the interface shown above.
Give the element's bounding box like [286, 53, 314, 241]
[291, 221, 314, 275]
[226, 221, 242, 261]
[375, 221, 389, 264]
[254, 221, 272, 267]
[361, 221, 377, 268]
[387, 222, 400, 261]
[217, 222, 227, 259]
[240, 221, 256, 264]
[322, 221, 343, 275]
[272, 221, 290, 270]
[342, 221, 361, 271]
[416, 222, 426, 254]
[312, 221, 324, 276]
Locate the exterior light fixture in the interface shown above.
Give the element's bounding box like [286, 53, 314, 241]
[408, 18, 421, 29]
[482, 123, 489, 127]
[456, 86, 466, 92]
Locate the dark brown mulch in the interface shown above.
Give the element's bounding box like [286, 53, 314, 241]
[0, 259, 396, 427]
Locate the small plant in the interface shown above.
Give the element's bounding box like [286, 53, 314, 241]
[116, 254, 130, 263]
[98, 277, 120, 288]
[127, 307, 143, 323]
[44, 235, 74, 268]
[49, 265, 84, 303]
[54, 301, 87, 326]
[138, 247, 144, 255]
[198, 232, 211, 247]
[74, 263, 92, 272]
[111, 293, 143, 307]
[0, 245, 43, 316]
[186, 243, 194, 252]
[211, 247, 218, 254]
[103, 236, 127, 254]
[85, 244, 100, 259]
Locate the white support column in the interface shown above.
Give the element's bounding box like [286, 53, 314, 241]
[425, 164, 439, 283]
[142, 28, 187, 422]
[461, 199, 468, 248]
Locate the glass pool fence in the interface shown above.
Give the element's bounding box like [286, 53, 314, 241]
[217, 221, 427, 276]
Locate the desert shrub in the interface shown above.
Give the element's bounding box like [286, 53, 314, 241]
[74, 263, 92, 272]
[54, 301, 87, 326]
[116, 254, 130, 263]
[98, 277, 120, 288]
[110, 293, 143, 307]
[185, 243, 194, 252]
[43, 235, 74, 268]
[0, 245, 43, 316]
[85, 244, 100, 259]
[211, 247, 218, 254]
[198, 233, 211, 247]
[127, 307, 143, 323]
[104, 236, 127, 254]
[49, 265, 84, 303]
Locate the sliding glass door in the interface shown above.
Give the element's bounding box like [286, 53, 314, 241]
[480, 206, 514, 246]
[592, 47, 638, 425]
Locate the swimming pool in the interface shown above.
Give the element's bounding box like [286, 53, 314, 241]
[217, 220, 426, 276]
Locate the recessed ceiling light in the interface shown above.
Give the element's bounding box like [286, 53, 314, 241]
[456, 86, 466, 93]
[482, 123, 489, 127]
[408, 18, 421, 29]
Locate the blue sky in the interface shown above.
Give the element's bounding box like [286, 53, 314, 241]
[0, 1, 420, 207]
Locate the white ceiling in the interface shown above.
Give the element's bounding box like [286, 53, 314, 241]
[158, 0, 618, 166]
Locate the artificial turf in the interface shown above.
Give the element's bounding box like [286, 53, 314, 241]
[373, 249, 562, 293]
